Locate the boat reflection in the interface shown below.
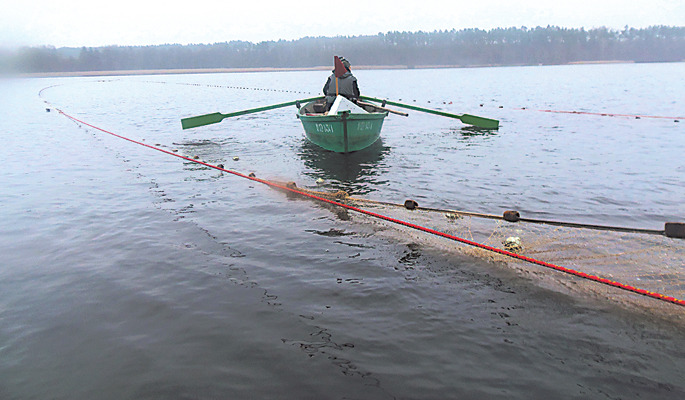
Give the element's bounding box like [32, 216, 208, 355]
[297, 138, 390, 196]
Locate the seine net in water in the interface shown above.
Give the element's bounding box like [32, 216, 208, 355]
[292, 185, 685, 314]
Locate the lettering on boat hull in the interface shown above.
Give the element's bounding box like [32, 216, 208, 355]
[315, 123, 335, 134]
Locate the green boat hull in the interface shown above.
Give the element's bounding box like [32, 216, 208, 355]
[298, 102, 387, 153]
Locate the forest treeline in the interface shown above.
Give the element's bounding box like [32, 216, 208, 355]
[3, 25, 684, 73]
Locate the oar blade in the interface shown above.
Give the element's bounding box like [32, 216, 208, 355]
[181, 112, 226, 130]
[460, 114, 500, 129]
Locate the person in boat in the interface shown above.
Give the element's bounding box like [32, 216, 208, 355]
[323, 57, 360, 110]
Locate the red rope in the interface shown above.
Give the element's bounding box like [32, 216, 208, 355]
[56, 108, 685, 307]
[515, 107, 682, 120]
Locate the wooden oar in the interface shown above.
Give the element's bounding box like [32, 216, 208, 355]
[356, 100, 408, 116]
[181, 96, 322, 130]
[359, 96, 499, 129]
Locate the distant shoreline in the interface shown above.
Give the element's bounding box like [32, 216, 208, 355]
[14, 60, 651, 78]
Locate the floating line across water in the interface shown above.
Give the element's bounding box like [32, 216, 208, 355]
[47, 104, 685, 308]
[146, 80, 682, 122]
[510, 107, 682, 121]
[335, 196, 680, 238]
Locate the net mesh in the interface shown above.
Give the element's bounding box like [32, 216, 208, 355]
[288, 183, 685, 313]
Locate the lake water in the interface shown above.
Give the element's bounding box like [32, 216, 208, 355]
[1, 63, 684, 399]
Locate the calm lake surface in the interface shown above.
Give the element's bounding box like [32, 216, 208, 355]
[1, 63, 684, 399]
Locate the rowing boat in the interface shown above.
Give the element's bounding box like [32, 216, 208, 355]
[180, 93, 499, 149]
[297, 96, 387, 153]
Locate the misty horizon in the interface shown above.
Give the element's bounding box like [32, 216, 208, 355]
[2, 25, 683, 75]
[2, 23, 684, 51]
[3, 0, 684, 49]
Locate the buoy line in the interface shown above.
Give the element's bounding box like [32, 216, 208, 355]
[144, 80, 316, 96]
[145, 80, 682, 122]
[319, 194, 681, 238]
[45, 99, 684, 307]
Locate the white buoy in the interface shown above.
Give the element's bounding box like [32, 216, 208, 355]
[503, 237, 523, 252]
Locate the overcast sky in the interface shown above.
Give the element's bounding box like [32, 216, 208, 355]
[1, 0, 683, 48]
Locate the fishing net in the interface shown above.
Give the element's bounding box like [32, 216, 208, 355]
[280, 182, 685, 316]
[43, 81, 684, 320]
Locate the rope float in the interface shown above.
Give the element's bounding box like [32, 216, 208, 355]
[50, 106, 685, 308]
[338, 196, 684, 238]
[145, 80, 315, 96]
[145, 80, 682, 122]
